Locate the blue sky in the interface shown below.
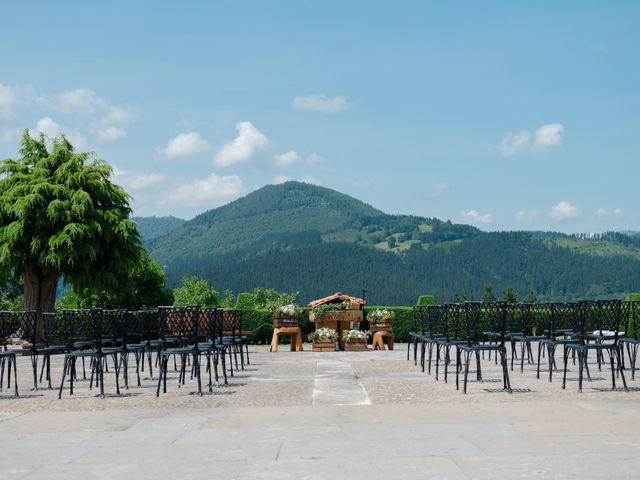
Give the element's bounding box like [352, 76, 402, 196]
[0, 1, 638, 232]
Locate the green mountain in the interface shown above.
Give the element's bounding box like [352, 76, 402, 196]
[132, 216, 185, 241]
[143, 181, 640, 305]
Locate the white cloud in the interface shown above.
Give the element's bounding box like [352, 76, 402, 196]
[500, 123, 565, 156]
[158, 132, 211, 158]
[0, 84, 17, 119]
[30, 117, 88, 150]
[515, 210, 538, 222]
[461, 209, 493, 225]
[293, 94, 347, 113]
[168, 173, 244, 207]
[535, 123, 564, 149]
[112, 167, 168, 191]
[426, 183, 449, 198]
[272, 150, 301, 167]
[97, 126, 126, 142]
[44, 88, 106, 115]
[0, 83, 34, 119]
[102, 105, 134, 125]
[213, 121, 268, 167]
[500, 130, 532, 156]
[549, 201, 579, 222]
[272, 175, 292, 184]
[306, 153, 323, 165]
[595, 207, 623, 220]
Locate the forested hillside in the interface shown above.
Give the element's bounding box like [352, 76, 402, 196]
[133, 216, 185, 241]
[141, 181, 640, 305]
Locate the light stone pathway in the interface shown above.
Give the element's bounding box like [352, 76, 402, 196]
[1, 345, 640, 479]
[312, 359, 371, 406]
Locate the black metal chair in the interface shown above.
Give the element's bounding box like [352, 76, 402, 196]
[156, 306, 203, 396]
[58, 309, 123, 398]
[620, 301, 639, 380]
[0, 311, 21, 396]
[508, 303, 547, 372]
[198, 307, 228, 390]
[419, 304, 446, 374]
[562, 300, 628, 392]
[20, 311, 67, 389]
[455, 301, 512, 394]
[536, 302, 580, 382]
[434, 303, 466, 383]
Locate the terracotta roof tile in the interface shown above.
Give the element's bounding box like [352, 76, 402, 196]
[307, 292, 366, 307]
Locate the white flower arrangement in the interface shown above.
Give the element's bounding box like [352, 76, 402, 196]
[277, 304, 301, 317]
[310, 327, 338, 342]
[368, 309, 394, 321]
[342, 329, 367, 343]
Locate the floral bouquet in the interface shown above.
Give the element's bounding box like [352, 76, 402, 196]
[342, 329, 367, 343]
[276, 303, 302, 318]
[368, 309, 394, 321]
[309, 327, 338, 342]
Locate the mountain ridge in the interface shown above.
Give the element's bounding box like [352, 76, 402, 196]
[138, 181, 640, 304]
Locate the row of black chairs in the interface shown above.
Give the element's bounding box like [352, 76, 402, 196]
[0, 306, 249, 398]
[408, 300, 639, 393]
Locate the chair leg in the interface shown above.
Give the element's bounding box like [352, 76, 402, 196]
[562, 347, 569, 389]
[463, 350, 472, 394]
[577, 350, 584, 393]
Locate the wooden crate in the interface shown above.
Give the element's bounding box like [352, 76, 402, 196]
[272, 315, 299, 328]
[344, 340, 368, 352]
[369, 320, 393, 333]
[312, 340, 336, 352]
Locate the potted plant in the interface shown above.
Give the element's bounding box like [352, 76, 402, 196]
[309, 327, 338, 352]
[342, 329, 368, 351]
[368, 309, 394, 333]
[272, 303, 302, 327]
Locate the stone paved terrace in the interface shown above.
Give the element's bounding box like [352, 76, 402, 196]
[1, 344, 640, 479]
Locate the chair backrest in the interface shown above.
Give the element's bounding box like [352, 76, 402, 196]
[159, 306, 200, 347]
[41, 312, 62, 346]
[0, 311, 23, 350]
[462, 301, 483, 345]
[473, 301, 509, 345]
[200, 307, 223, 342]
[137, 309, 160, 343]
[13, 310, 37, 347]
[582, 299, 624, 343]
[442, 303, 463, 341]
[515, 303, 536, 336]
[101, 309, 130, 346]
[413, 305, 426, 334]
[223, 310, 242, 338]
[62, 309, 103, 351]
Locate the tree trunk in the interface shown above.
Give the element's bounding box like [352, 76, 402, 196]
[23, 267, 59, 342]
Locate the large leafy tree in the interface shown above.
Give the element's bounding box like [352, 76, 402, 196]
[0, 132, 140, 337]
[56, 248, 172, 310]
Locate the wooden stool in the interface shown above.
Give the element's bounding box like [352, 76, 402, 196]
[372, 331, 394, 351]
[269, 326, 304, 352]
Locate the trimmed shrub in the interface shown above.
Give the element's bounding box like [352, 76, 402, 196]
[627, 293, 640, 301]
[235, 292, 255, 310]
[416, 295, 436, 306]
